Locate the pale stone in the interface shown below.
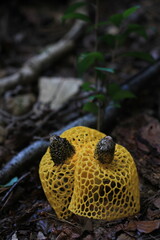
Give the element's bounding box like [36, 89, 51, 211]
[5, 93, 36, 116]
[38, 77, 82, 110]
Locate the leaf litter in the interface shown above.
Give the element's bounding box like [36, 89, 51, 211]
[0, 0, 160, 239]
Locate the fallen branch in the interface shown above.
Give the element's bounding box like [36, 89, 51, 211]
[0, 60, 160, 184]
[122, 58, 160, 92]
[0, 19, 86, 95]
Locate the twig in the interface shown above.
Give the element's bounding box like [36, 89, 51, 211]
[0, 17, 87, 95]
[1, 172, 30, 204]
[0, 172, 30, 212]
[0, 141, 49, 184]
[121, 58, 160, 92]
[0, 60, 160, 184]
[44, 212, 80, 228]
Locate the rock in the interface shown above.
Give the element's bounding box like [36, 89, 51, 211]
[5, 93, 36, 116]
[38, 77, 82, 110]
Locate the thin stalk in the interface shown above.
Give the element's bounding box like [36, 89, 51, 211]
[94, 0, 99, 90]
[111, 37, 119, 63]
[111, 24, 123, 63]
[95, 0, 99, 53]
[94, 0, 102, 131]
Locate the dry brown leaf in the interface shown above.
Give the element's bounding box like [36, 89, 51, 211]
[136, 220, 160, 233]
[123, 220, 160, 234]
[153, 197, 160, 209]
[117, 233, 135, 240]
[113, 114, 160, 186]
[82, 234, 94, 240]
[137, 118, 160, 163]
[147, 208, 160, 220]
[140, 120, 160, 151]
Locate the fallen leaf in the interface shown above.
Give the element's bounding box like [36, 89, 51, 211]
[147, 208, 160, 220]
[38, 77, 82, 110]
[136, 220, 160, 233]
[117, 233, 135, 240]
[113, 114, 160, 186]
[11, 232, 18, 240]
[5, 93, 36, 116]
[137, 118, 160, 162]
[37, 231, 46, 240]
[153, 197, 160, 209]
[82, 234, 94, 240]
[123, 220, 160, 234]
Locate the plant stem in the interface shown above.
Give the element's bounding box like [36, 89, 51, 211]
[95, 0, 102, 131]
[95, 0, 99, 90]
[95, 0, 99, 53]
[111, 37, 119, 63]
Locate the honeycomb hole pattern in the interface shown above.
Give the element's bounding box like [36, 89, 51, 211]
[60, 126, 106, 151]
[39, 126, 106, 219]
[68, 143, 140, 220]
[39, 126, 140, 220]
[39, 148, 76, 219]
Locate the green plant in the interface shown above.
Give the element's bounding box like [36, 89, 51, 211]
[62, 1, 154, 130]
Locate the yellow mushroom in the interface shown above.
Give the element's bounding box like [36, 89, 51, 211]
[39, 126, 105, 219]
[39, 126, 140, 220]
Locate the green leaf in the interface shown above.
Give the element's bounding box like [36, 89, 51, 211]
[108, 6, 140, 27]
[81, 82, 96, 91]
[95, 94, 106, 101]
[108, 82, 120, 96]
[90, 94, 106, 102]
[0, 177, 18, 188]
[122, 51, 155, 63]
[95, 21, 110, 28]
[125, 24, 147, 39]
[113, 90, 135, 101]
[101, 34, 116, 48]
[108, 83, 135, 101]
[62, 12, 90, 22]
[83, 102, 98, 114]
[77, 52, 105, 75]
[95, 67, 115, 73]
[89, 94, 106, 102]
[64, 2, 87, 15]
[123, 6, 140, 19]
[101, 34, 127, 48]
[88, 21, 110, 33]
[112, 102, 121, 108]
[96, 70, 106, 81]
[109, 13, 123, 26]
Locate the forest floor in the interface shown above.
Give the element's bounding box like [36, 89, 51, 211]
[0, 0, 160, 239]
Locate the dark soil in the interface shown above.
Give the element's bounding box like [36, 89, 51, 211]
[0, 0, 160, 239]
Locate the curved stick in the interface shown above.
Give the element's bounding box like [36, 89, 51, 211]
[0, 60, 160, 184]
[0, 19, 86, 95]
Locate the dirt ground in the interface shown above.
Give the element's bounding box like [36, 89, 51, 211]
[0, 0, 160, 239]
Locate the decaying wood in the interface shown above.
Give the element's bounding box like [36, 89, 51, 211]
[0, 59, 160, 184]
[0, 19, 86, 95]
